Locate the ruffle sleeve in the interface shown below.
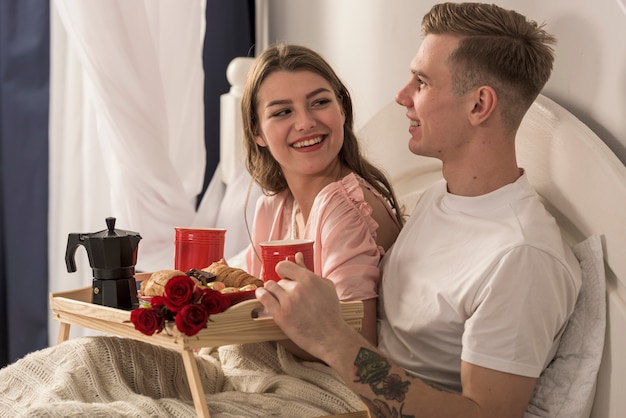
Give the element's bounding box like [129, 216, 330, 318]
[306, 173, 383, 301]
[245, 173, 387, 302]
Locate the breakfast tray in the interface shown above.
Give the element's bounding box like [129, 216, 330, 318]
[50, 285, 364, 418]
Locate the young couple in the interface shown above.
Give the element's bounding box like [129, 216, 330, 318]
[0, 3, 581, 417]
[252, 3, 580, 417]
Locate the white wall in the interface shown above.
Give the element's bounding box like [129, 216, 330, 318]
[264, 0, 626, 164]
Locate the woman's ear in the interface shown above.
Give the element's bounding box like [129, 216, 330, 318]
[255, 134, 267, 147]
[468, 86, 497, 126]
[339, 95, 346, 124]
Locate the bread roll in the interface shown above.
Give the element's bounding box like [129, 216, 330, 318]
[202, 259, 263, 288]
[139, 269, 189, 296]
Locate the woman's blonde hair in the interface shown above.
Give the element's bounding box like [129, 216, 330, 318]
[241, 43, 404, 226]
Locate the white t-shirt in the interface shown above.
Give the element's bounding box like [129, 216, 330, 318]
[377, 174, 581, 393]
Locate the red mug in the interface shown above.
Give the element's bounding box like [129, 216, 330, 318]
[259, 239, 314, 282]
[174, 227, 226, 272]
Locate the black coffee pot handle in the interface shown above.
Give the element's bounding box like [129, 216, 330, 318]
[65, 233, 84, 273]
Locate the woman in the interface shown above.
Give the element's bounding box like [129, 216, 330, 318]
[242, 44, 404, 354]
[0, 44, 404, 416]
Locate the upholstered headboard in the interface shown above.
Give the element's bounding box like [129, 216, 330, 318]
[218, 57, 626, 417]
[517, 95, 626, 418]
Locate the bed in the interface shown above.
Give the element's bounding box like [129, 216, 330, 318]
[216, 57, 625, 417]
[3, 55, 622, 417]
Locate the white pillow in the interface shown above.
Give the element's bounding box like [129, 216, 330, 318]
[525, 234, 606, 418]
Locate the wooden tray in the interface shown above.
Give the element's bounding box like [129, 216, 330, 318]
[50, 286, 364, 350]
[50, 284, 364, 418]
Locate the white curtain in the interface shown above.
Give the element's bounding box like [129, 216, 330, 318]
[49, 0, 208, 343]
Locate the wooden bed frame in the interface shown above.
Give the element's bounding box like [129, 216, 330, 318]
[220, 58, 626, 417]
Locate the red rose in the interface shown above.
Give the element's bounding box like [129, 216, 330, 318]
[150, 296, 174, 321]
[198, 288, 231, 314]
[175, 304, 209, 336]
[163, 275, 195, 312]
[150, 295, 166, 310]
[192, 286, 204, 301]
[130, 307, 164, 336]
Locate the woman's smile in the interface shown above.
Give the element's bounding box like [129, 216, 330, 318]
[292, 135, 325, 149]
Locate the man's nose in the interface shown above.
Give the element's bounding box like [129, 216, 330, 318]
[396, 83, 412, 107]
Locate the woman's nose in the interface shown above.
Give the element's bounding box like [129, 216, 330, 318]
[294, 110, 316, 130]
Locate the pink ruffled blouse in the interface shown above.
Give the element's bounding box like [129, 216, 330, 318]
[246, 173, 396, 301]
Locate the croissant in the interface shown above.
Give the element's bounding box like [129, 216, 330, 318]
[139, 269, 197, 296]
[202, 259, 263, 288]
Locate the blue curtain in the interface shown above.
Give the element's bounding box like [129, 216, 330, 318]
[0, 0, 50, 368]
[0, 1, 255, 368]
[200, 0, 256, 204]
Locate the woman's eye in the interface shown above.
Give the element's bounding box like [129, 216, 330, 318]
[272, 108, 291, 117]
[312, 98, 331, 107]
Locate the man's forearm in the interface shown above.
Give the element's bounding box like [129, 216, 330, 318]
[351, 346, 417, 417]
[322, 329, 480, 418]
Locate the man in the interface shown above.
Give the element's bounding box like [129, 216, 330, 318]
[256, 3, 582, 417]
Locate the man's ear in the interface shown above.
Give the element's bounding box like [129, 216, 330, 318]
[468, 86, 497, 126]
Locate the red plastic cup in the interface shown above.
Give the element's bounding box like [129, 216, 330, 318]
[174, 227, 226, 272]
[259, 239, 314, 282]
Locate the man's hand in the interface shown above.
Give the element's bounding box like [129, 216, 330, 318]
[255, 253, 353, 361]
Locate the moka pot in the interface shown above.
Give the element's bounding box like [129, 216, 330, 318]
[65, 217, 141, 310]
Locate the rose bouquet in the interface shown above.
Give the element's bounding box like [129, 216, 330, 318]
[130, 274, 231, 337]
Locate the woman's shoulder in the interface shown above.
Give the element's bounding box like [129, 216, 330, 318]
[351, 174, 402, 252]
[315, 172, 366, 209]
[315, 173, 400, 251]
[317, 173, 393, 217]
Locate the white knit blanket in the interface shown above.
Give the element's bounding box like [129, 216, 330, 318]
[0, 336, 363, 417]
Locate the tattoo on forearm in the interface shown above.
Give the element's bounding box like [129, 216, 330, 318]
[353, 347, 415, 418]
